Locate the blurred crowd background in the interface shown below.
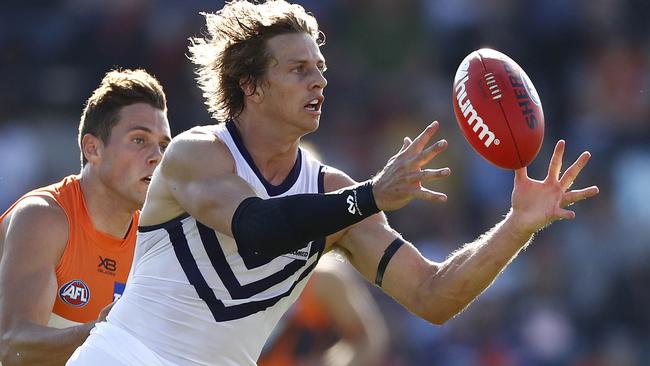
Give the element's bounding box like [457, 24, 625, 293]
[1, 0, 649, 365]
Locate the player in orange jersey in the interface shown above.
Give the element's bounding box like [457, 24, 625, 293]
[259, 253, 388, 366]
[0, 69, 171, 366]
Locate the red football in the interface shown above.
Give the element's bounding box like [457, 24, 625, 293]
[452, 48, 544, 170]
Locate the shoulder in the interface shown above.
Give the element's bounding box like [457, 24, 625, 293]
[5, 195, 68, 231]
[2, 195, 69, 259]
[161, 126, 235, 179]
[166, 126, 227, 154]
[322, 165, 358, 193]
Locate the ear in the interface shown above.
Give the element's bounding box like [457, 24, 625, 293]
[81, 133, 104, 165]
[240, 77, 263, 104]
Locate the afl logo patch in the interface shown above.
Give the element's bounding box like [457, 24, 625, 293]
[59, 279, 90, 307]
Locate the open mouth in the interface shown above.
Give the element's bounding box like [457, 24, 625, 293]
[304, 97, 323, 112]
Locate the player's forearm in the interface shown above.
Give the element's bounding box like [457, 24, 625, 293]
[419, 210, 532, 324]
[231, 182, 379, 258]
[0, 321, 95, 366]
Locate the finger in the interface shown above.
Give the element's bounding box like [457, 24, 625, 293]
[417, 139, 447, 166]
[405, 121, 439, 154]
[560, 186, 600, 207]
[547, 140, 565, 181]
[403, 168, 451, 183]
[514, 166, 528, 181]
[411, 187, 447, 202]
[554, 207, 576, 220]
[559, 151, 591, 189]
[398, 137, 412, 154]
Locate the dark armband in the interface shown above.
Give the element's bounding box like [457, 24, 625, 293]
[374, 238, 406, 287]
[231, 181, 380, 259]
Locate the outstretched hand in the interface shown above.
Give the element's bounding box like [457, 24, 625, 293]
[510, 140, 599, 236]
[371, 121, 451, 211]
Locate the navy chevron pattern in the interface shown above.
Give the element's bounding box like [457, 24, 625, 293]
[167, 220, 324, 322]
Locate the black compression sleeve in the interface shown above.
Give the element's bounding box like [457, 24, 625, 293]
[231, 181, 380, 259]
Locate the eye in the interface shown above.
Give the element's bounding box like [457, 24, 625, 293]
[160, 143, 169, 153]
[132, 137, 145, 144]
[292, 65, 304, 73]
[318, 64, 327, 73]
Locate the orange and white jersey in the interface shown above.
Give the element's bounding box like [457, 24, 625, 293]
[0, 175, 138, 328]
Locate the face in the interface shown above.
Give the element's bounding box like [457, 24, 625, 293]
[92, 103, 171, 209]
[256, 32, 327, 134]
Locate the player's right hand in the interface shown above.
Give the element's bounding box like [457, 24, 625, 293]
[97, 300, 117, 322]
[371, 121, 451, 211]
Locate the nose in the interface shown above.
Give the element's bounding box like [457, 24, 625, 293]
[310, 68, 327, 90]
[148, 145, 163, 166]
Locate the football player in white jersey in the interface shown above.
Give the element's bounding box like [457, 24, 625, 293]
[68, 1, 599, 365]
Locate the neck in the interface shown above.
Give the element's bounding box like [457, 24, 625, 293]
[233, 112, 303, 185]
[79, 167, 136, 239]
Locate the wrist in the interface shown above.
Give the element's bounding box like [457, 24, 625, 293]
[503, 209, 535, 243]
[358, 180, 380, 215]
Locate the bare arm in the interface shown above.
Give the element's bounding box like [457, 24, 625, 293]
[144, 128, 258, 234]
[338, 209, 530, 325]
[329, 137, 598, 325]
[148, 125, 446, 245]
[0, 197, 99, 366]
[311, 256, 387, 366]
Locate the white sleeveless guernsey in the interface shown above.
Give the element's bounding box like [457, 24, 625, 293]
[103, 122, 326, 365]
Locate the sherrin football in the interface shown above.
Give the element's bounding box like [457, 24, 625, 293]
[452, 48, 544, 170]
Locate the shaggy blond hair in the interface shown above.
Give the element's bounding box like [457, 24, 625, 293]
[189, 0, 323, 122]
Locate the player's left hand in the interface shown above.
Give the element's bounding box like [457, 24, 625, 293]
[510, 140, 599, 236]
